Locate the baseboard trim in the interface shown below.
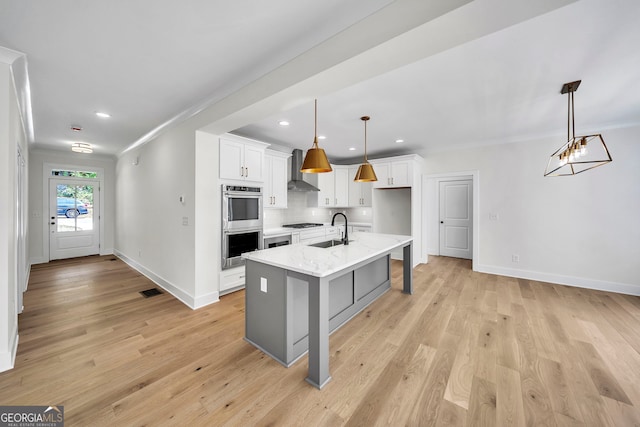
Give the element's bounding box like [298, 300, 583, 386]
[0, 330, 19, 373]
[476, 263, 640, 296]
[29, 256, 47, 265]
[194, 291, 220, 309]
[114, 250, 206, 309]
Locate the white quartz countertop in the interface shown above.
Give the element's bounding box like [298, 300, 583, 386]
[243, 232, 411, 278]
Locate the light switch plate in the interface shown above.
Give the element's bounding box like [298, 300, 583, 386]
[260, 277, 267, 293]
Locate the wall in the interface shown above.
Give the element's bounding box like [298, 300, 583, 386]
[421, 125, 640, 294]
[0, 59, 27, 371]
[28, 149, 116, 264]
[115, 118, 197, 307]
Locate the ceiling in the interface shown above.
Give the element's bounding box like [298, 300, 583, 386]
[2, 0, 639, 161]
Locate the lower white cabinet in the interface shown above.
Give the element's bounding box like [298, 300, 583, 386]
[220, 266, 246, 294]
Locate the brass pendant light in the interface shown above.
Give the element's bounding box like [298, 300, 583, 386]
[354, 116, 377, 182]
[300, 99, 332, 173]
[544, 80, 612, 177]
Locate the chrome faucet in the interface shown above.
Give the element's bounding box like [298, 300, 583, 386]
[331, 212, 349, 245]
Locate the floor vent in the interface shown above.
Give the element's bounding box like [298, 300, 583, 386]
[140, 288, 163, 298]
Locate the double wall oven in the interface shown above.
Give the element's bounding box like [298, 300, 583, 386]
[222, 185, 263, 269]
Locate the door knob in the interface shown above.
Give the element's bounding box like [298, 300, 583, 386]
[51, 222, 55, 225]
[440, 221, 444, 224]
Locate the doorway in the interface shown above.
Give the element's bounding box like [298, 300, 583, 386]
[49, 178, 100, 260]
[439, 179, 472, 259]
[423, 171, 478, 269]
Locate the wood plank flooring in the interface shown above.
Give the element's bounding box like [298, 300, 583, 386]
[1, 255, 640, 426]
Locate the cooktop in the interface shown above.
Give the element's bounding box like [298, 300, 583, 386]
[282, 223, 324, 229]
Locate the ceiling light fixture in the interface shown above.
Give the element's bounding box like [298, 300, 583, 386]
[544, 80, 612, 177]
[278, 120, 290, 126]
[71, 142, 93, 154]
[353, 116, 377, 182]
[300, 99, 332, 173]
[395, 139, 404, 144]
[95, 112, 111, 118]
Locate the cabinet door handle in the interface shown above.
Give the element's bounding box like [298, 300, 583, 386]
[246, 167, 249, 177]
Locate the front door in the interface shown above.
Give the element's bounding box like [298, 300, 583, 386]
[439, 179, 472, 259]
[49, 179, 100, 260]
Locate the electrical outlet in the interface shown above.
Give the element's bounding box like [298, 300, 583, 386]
[182, 216, 189, 226]
[489, 213, 499, 221]
[512, 254, 520, 263]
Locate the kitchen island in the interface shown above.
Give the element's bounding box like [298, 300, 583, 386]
[242, 232, 413, 389]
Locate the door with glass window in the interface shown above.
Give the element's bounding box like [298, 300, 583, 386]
[49, 179, 100, 260]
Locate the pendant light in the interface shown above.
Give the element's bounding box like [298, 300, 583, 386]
[300, 99, 332, 173]
[544, 80, 612, 176]
[354, 116, 377, 182]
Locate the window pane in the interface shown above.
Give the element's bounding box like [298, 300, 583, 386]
[56, 184, 94, 232]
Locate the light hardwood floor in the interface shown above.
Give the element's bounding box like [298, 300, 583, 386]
[1, 255, 640, 426]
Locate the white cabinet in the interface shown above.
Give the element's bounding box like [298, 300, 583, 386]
[313, 165, 349, 207]
[348, 166, 372, 207]
[316, 170, 335, 207]
[219, 137, 268, 182]
[334, 167, 349, 207]
[264, 151, 290, 209]
[370, 158, 413, 188]
[220, 266, 246, 294]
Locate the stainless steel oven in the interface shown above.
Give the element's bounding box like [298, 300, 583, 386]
[222, 185, 263, 230]
[222, 228, 263, 269]
[222, 185, 263, 269]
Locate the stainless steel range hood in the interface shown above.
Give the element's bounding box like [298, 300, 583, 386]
[288, 149, 320, 192]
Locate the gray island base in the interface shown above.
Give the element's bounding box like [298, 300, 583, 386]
[242, 232, 413, 389]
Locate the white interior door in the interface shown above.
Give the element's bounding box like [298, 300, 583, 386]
[439, 179, 472, 259]
[49, 179, 100, 260]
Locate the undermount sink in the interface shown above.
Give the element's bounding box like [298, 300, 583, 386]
[308, 239, 346, 248]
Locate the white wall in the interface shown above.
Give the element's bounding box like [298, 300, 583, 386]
[28, 149, 116, 264]
[421, 125, 640, 294]
[115, 118, 197, 307]
[0, 59, 27, 371]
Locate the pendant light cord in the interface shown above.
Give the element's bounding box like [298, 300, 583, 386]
[364, 119, 368, 162]
[313, 99, 318, 147]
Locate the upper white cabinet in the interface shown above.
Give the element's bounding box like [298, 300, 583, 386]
[348, 166, 372, 207]
[314, 165, 349, 207]
[264, 150, 291, 209]
[219, 136, 269, 182]
[370, 157, 414, 188]
[334, 167, 349, 207]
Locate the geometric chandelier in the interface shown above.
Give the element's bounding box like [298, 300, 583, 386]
[544, 80, 612, 177]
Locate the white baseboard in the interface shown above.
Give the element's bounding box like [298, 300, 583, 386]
[29, 256, 47, 265]
[476, 263, 640, 296]
[114, 250, 219, 310]
[194, 291, 220, 309]
[0, 329, 19, 373]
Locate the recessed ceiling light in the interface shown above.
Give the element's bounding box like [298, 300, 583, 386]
[95, 112, 111, 118]
[348, 147, 356, 151]
[278, 120, 290, 126]
[395, 139, 404, 144]
[318, 135, 326, 140]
